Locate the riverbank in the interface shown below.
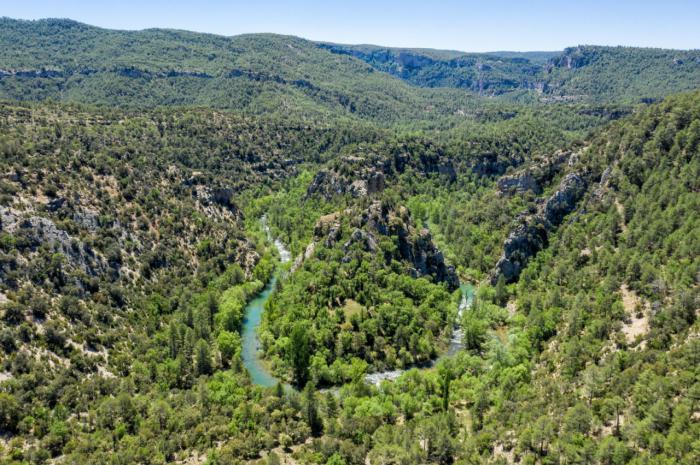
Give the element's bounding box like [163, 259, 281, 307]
[364, 283, 474, 386]
[240, 217, 291, 388]
[242, 217, 476, 389]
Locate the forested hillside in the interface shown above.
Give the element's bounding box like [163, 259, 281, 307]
[0, 18, 479, 123]
[1, 18, 699, 121]
[319, 44, 700, 102]
[0, 15, 698, 465]
[258, 90, 700, 465]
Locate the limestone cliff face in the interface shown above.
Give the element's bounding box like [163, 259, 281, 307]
[492, 172, 588, 283]
[550, 46, 592, 69]
[0, 206, 108, 287]
[497, 173, 542, 196]
[306, 151, 456, 201]
[496, 151, 571, 197]
[309, 202, 459, 290]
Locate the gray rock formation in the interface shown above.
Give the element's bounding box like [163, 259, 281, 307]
[307, 170, 348, 200]
[0, 206, 107, 278]
[497, 173, 541, 196]
[492, 172, 588, 283]
[307, 151, 456, 201]
[359, 202, 459, 290]
[195, 187, 241, 215]
[307, 202, 459, 290]
[496, 151, 572, 197]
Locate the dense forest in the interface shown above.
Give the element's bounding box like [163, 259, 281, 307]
[1, 18, 699, 120]
[0, 16, 698, 465]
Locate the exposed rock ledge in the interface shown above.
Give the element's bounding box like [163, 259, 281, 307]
[491, 172, 588, 283]
[304, 202, 459, 290]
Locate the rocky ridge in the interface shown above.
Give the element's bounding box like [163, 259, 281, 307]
[309, 201, 459, 290]
[492, 170, 589, 283]
[306, 150, 456, 200]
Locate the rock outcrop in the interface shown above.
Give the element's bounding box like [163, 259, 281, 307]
[0, 206, 108, 279]
[492, 172, 588, 283]
[310, 202, 459, 290]
[542, 173, 587, 225]
[471, 152, 523, 177]
[496, 151, 572, 197]
[307, 151, 456, 200]
[497, 173, 541, 196]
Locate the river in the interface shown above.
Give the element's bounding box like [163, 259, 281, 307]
[364, 282, 474, 386]
[241, 217, 475, 388]
[240, 217, 291, 387]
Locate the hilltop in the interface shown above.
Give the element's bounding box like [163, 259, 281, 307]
[1, 18, 699, 123]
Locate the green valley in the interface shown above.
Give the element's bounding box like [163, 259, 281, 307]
[0, 13, 698, 465]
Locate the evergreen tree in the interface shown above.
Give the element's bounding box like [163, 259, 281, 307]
[304, 382, 323, 436]
[195, 339, 212, 376]
[289, 323, 311, 388]
[494, 274, 507, 306]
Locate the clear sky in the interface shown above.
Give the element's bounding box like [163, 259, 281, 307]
[3, 0, 699, 52]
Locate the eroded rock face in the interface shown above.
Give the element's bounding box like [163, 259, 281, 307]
[407, 228, 460, 289]
[471, 153, 522, 177]
[342, 229, 378, 258]
[493, 220, 548, 283]
[397, 51, 436, 69]
[194, 186, 241, 216]
[543, 173, 587, 225]
[550, 46, 592, 69]
[496, 151, 572, 197]
[492, 172, 588, 283]
[0, 206, 108, 278]
[235, 241, 261, 278]
[311, 202, 459, 290]
[314, 212, 342, 248]
[307, 151, 456, 201]
[307, 170, 348, 200]
[497, 173, 541, 196]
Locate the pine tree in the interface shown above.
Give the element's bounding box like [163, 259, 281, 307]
[304, 382, 323, 436]
[195, 339, 212, 376]
[168, 320, 179, 359]
[439, 366, 452, 412]
[495, 274, 507, 306]
[289, 324, 311, 388]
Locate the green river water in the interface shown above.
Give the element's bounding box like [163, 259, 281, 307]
[241, 220, 475, 387]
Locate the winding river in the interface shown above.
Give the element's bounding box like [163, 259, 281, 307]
[364, 282, 474, 386]
[241, 218, 475, 388]
[240, 217, 291, 387]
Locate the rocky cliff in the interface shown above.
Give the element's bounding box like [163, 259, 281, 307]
[306, 149, 456, 200]
[496, 151, 571, 196]
[310, 201, 459, 290]
[492, 172, 588, 283]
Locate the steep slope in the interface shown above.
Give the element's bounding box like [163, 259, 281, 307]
[466, 89, 700, 465]
[278, 91, 699, 465]
[0, 101, 381, 462]
[319, 43, 546, 96]
[261, 199, 459, 387]
[0, 90, 697, 464]
[322, 43, 700, 102]
[2, 18, 699, 122]
[0, 18, 479, 123]
[0, 17, 698, 464]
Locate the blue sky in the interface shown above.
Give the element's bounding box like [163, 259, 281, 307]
[4, 0, 699, 52]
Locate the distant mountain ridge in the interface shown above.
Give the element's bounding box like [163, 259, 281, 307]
[321, 42, 700, 101]
[0, 17, 699, 120]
